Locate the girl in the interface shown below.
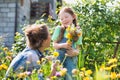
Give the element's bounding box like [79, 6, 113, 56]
[52, 7, 82, 80]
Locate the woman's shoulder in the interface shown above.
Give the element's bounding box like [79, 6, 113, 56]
[26, 50, 38, 56]
[22, 48, 38, 57]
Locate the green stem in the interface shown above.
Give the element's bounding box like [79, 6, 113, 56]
[61, 55, 67, 66]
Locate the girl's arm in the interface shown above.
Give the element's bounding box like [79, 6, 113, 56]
[53, 42, 71, 50]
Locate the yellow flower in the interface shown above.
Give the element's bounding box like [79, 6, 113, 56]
[7, 51, 13, 55]
[1, 64, 8, 70]
[0, 65, 2, 70]
[37, 60, 41, 65]
[66, 25, 82, 43]
[79, 72, 84, 77]
[50, 76, 57, 80]
[78, 32, 82, 37]
[32, 69, 37, 74]
[117, 73, 120, 78]
[53, 52, 59, 57]
[104, 75, 110, 79]
[19, 66, 24, 70]
[26, 61, 30, 64]
[41, 58, 46, 62]
[100, 65, 105, 71]
[108, 58, 117, 64]
[66, 33, 72, 39]
[17, 72, 27, 78]
[66, 25, 71, 31]
[55, 60, 60, 64]
[66, 39, 72, 45]
[110, 72, 117, 79]
[81, 67, 86, 71]
[83, 77, 90, 80]
[59, 64, 63, 69]
[110, 64, 117, 68]
[17, 73, 23, 78]
[38, 69, 43, 73]
[104, 67, 112, 71]
[72, 69, 79, 75]
[6, 56, 12, 61]
[71, 27, 76, 31]
[15, 32, 19, 35]
[59, 68, 67, 76]
[85, 70, 92, 75]
[3, 47, 8, 51]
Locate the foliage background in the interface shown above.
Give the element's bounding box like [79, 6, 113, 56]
[72, 0, 120, 70]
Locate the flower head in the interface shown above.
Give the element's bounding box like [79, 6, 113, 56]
[17, 72, 27, 78]
[41, 58, 46, 62]
[108, 58, 117, 64]
[110, 72, 117, 79]
[38, 69, 43, 73]
[59, 68, 67, 76]
[66, 33, 72, 39]
[0, 64, 8, 70]
[85, 70, 92, 75]
[37, 60, 41, 65]
[72, 69, 79, 75]
[66, 25, 71, 31]
[81, 67, 86, 71]
[19, 66, 24, 70]
[3, 47, 8, 51]
[53, 52, 59, 58]
[26, 61, 30, 64]
[66, 25, 82, 43]
[83, 77, 90, 80]
[66, 39, 72, 45]
[55, 72, 61, 77]
[50, 76, 57, 80]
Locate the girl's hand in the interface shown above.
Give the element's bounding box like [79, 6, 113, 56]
[66, 48, 79, 57]
[60, 43, 71, 49]
[49, 62, 58, 77]
[45, 56, 53, 61]
[53, 42, 71, 49]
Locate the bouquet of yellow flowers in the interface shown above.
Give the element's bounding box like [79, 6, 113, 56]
[66, 25, 82, 45]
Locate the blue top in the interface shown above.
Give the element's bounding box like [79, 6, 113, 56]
[5, 47, 44, 79]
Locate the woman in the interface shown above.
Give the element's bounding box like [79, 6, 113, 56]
[5, 24, 55, 80]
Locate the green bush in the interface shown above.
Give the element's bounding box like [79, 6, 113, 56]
[72, 0, 120, 70]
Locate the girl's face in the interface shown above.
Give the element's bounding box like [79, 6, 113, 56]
[59, 12, 74, 27]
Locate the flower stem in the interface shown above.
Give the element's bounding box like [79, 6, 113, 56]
[61, 54, 67, 65]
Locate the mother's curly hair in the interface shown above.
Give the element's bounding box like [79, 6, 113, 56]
[24, 24, 48, 49]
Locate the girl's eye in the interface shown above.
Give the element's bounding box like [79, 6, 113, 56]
[61, 19, 63, 21]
